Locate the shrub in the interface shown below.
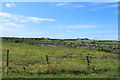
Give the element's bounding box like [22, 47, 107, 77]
[96, 47, 111, 52]
[91, 42, 96, 44]
[15, 40, 19, 43]
[81, 42, 84, 43]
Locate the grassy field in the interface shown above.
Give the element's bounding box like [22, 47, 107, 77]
[2, 40, 119, 78]
[7, 37, 119, 45]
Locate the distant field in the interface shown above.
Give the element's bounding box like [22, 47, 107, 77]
[2, 40, 119, 78]
[63, 41, 118, 45]
[5, 38, 119, 45]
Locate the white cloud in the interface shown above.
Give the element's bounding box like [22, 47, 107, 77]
[107, 4, 118, 8]
[3, 22, 24, 28]
[73, 5, 85, 8]
[65, 30, 72, 32]
[90, 2, 120, 11]
[0, 21, 44, 37]
[55, 2, 85, 8]
[21, 32, 44, 35]
[0, 12, 56, 23]
[0, 13, 12, 17]
[5, 2, 15, 7]
[66, 25, 96, 29]
[0, 12, 55, 37]
[0, 22, 24, 31]
[56, 2, 68, 7]
[28, 17, 56, 23]
[2, 0, 119, 2]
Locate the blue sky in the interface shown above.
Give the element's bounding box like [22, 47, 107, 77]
[0, 2, 118, 40]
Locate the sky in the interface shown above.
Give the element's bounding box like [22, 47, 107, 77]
[0, 2, 118, 40]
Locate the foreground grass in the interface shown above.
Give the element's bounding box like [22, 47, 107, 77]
[3, 69, 118, 78]
[2, 40, 119, 78]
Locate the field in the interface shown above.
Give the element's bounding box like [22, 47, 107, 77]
[5, 37, 119, 45]
[1, 39, 119, 78]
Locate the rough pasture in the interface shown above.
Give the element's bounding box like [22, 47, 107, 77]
[2, 37, 120, 53]
[1, 38, 119, 78]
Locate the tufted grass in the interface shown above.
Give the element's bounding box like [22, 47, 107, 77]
[2, 40, 118, 78]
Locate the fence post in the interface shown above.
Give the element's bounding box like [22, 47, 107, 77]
[86, 55, 90, 68]
[6, 50, 9, 74]
[46, 55, 49, 64]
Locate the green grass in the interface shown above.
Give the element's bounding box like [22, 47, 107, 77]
[8, 38, 119, 45]
[2, 69, 118, 78]
[2, 40, 119, 78]
[62, 41, 118, 45]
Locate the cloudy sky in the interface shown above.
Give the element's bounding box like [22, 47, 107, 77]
[0, 2, 118, 40]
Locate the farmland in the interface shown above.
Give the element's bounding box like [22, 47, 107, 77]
[3, 37, 119, 45]
[1, 38, 119, 78]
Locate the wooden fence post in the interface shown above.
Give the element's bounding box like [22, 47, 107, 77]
[6, 50, 9, 74]
[46, 55, 49, 64]
[86, 56, 90, 68]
